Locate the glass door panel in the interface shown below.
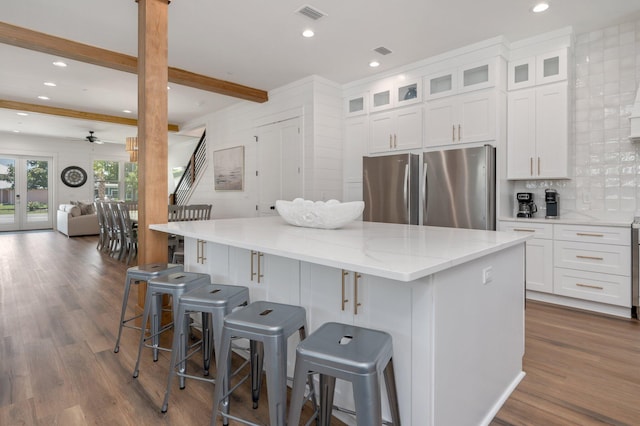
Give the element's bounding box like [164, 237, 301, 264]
[0, 158, 17, 229]
[0, 156, 53, 231]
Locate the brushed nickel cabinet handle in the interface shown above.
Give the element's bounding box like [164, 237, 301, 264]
[530, 157, 533, 176]
[576, 232, 604, 237]
[513, 228, 536, 232]
[452, 125, 455, 142]
[197, 239, 206, 264]
[389, 134, 393, 149]
[341, 270, 349, 311]
[576, 283, 604, 290]
[458, 124, 462, 141]
[538, 157, 541, 175]
[250, 250, 256, 281]
[576, 255, 604, 261]
[354, 273, 362, 315]
[394, 133, 397, 148]
[257, 252, 264, 283]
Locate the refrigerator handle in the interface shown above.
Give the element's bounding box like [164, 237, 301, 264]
[422, 163, 427, 223]
[403, 163, 409, 212]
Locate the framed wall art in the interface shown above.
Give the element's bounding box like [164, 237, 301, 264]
[213, 145, 244, 191]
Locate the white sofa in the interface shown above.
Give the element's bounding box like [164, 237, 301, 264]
[57, 203, 99, 237]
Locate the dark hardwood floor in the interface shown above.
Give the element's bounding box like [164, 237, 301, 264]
[1, 231, 639, 425]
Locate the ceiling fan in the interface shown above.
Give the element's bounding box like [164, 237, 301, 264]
[85, 131, 103, 144]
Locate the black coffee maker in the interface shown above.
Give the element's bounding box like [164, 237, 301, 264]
[516, 192, 537, 218]
[545, 189, 559, 218]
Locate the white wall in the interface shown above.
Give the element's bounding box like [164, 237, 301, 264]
[512, 18, 640, 220]
[182, 75, 342, 219]
[0, 132, 129, 209]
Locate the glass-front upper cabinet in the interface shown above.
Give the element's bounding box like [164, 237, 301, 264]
[425, 59, 496, 100]
[508, 48, 567, 90]
[369, 78, 422, 112]
[345, 93, 368, 117]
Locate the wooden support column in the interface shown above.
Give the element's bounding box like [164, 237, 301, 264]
[136, 0, 170, 312]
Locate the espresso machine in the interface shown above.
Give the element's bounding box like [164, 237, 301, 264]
[516, 192, 537, 218]
[545, 189, 559, 218]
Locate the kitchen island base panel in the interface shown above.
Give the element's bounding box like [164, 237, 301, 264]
[526, 290, 631, 318]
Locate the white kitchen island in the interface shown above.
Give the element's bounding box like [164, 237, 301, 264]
[150, 216, 530, 426]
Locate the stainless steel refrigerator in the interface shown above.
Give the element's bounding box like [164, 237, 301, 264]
[363, 153, 419, 225]
[423, 145, 496, 230]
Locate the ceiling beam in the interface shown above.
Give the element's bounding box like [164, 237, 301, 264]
[0, 21, 269, 103]
[0, 99, 180, 132]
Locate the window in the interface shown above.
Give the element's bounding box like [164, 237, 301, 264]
[124, 162, 138, 202]
[93, 160, 137, 202]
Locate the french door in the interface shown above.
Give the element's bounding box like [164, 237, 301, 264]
[0, 155, 54, 232]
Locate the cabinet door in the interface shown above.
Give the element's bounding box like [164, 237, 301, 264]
[506, 88, 537, 179]
[508, 57, 536, 90]
[344, 117, 368, 182]
[345, 93, 367, 117]
[369, 112, 395, 153]
[395, 106, 423, 150]
[396, 80, 422, 107]
[458, 61, 494, 93]
[536, 49, 567, 85]
[536, 82, 568, 178]
[370, 86, 393, 112]
[458, 90, 496, 143]
[425, 71, 456, 100]
[525, 238, 553, 293]
[425, 97, 457, 147]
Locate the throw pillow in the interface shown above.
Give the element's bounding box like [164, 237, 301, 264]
[71, 200, 95, 215]
[69, 205, 82, 217]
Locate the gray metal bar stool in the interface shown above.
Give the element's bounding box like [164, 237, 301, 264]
[288, 322, 401, 426]
[132, 271, 210, 378]
[114, 263, 184, 354]
[161, 283, 250, 413]
[210, 300, 314, 426]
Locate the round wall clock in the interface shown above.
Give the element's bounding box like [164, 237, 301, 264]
[61, 166, 88, 187]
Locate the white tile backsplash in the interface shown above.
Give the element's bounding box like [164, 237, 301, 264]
[513, 17, 640, 222]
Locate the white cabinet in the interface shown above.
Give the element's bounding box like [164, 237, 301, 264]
[553, 224, 631, 308]
[370, 78, 422, 113]
[425, 90, 496, 146]
[507, 82, 568, 179]
[369, 105, 423, 153]
[499, 221, 553, 293]
[299, 263, 412, 423]
[344, 93, 367, 117]
[508, 49, 568, 90]
[183, 238, 230, 281]
[425, 59, 497, 100]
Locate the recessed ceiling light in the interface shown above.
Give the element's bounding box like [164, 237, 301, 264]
[37, 95, 50, 100]
[52, 61, 67, 67]
[44, 81, 57, 87]
[532, 2, 549, 13]
[123, 109, 133, 114]
[167, 86, 171, 90]
[302, 29, 314, 38]
[369, 61, 380, 68]
[13, 130, 20, 133]
[16, 112, 28, 116]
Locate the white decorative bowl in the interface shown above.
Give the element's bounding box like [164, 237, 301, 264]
[275, 199, 364, 229]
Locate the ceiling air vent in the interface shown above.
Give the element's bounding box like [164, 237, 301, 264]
[296, 5, 327, 20]
[374, 46, 393, 55]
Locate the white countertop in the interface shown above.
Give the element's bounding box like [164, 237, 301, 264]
[498, 213, 633, 228]
[150, 216, 530, 282]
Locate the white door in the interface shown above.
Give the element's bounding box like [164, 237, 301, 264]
[0, 156, 54, 232]
[256, 117, 302, 215]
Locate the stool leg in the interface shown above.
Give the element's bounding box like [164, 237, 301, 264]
[161, 304, 187, 412]
[262, 337, 287, 426]
[319, 374, 336, 426]
[211, 328, 232, 426]
[132, 286, 153, 378]
[202, 312, 211, 376]
[383, 358, 401, 426]
[298, 325, 318, 410]
[250, 340, 264, 409]
[151, 292, 163, 362]
[114, 275, 133, 353]
[287, 358, 310, 426]
[353, 373, 382, 426]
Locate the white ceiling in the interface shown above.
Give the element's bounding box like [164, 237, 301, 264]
[2, 0, 640, 145]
